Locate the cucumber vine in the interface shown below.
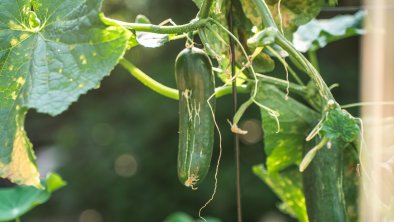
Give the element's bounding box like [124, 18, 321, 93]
[0, 0, 366, 221]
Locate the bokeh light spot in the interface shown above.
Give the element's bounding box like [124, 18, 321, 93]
[239, 119, 263, 145]
[79, 209, 103, 222]
[115, 153, 138, 177]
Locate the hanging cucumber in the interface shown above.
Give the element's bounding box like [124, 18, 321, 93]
[175, 47, 215, 189]
[302, 137, 348, 222]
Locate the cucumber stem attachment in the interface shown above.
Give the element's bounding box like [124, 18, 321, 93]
[230, 99, 254, 134]
[120, 59, 250, 100]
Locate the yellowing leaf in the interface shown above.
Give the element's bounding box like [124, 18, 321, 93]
[0, 109, 41, 188]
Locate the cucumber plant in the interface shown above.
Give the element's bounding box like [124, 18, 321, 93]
[0, 0, 365, 221]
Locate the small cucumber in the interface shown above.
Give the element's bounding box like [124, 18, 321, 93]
[175, 47, 215, 189]
[303, 137, 348, 222]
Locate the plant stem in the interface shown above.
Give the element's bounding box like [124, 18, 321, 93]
[120, 59, 179, 100]
[120, 59, 249, 100]
[102, 15, 208, 34]
[266, 45, 305, 86]
[252, 0, 277, 28]
[215, 85, 249, 97]
[275, 35, 334, 102]
[198, 0, 214, 19]
[255, 74, 306, 96]
[308, 50, 320, 72]
[233, 99, 254, 126]
[169, 31, 198, 41]
[250, 0, 334, 106]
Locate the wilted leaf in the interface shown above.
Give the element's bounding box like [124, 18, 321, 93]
[134, 14, 169, 48]
[136, 32, 169, 48]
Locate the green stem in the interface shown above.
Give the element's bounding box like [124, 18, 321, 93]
[169, 31, 198, 41]
[102, 15, 208, 34]
[15, 217, 21, 222]
[266, 45, 305, 86]
[252, 0, 277, 28]
[308, 50, 320, 72]
[250, 0, 334, 106]
[215, 84, 250, 98]
[275, 34, 334, 102]
[198, 0, 214, 19]
[233, 99, 254, 126]
[120, 59, 249, 100]
[255, 74, 306, 96]
[120, 59, 179, 100]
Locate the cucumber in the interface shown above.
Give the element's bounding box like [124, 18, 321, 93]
[302, 137, 348, 222]
[175, 47, 215, 189]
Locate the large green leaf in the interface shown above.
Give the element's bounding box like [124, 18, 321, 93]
[0, 0, 130, 186]
[293, 11, 365, 52]
[255, 84, 319, 173]
[0, 173, 66, 221]
[253, 165, 308, 222]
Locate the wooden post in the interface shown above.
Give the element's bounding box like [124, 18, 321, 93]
[361, 0, 394, 221]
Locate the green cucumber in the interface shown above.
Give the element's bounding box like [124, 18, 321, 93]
[175, 47, 215, 189]
[303, 137, 348, 222]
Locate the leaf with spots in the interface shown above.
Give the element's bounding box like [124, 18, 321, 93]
[0, 0, 130, 186]
[255, 83, 319, 173]
[240, 0, 325, 39]
[253, 165, 308, 222]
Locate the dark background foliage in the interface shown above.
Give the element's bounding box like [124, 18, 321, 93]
[20, 0, 361, 221]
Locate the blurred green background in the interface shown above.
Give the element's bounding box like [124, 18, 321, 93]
[18, 0, 361, 221]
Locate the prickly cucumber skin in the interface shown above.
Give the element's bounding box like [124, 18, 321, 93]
[303, 138, 348, 222]
[175, 47, 215, 189]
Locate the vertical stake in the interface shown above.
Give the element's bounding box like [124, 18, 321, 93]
[227, 2, 243, 222]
